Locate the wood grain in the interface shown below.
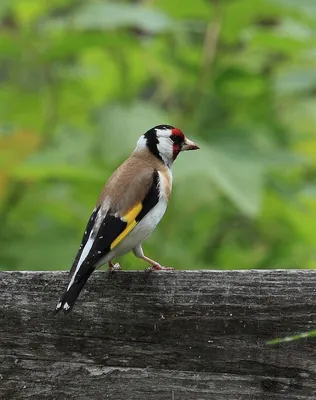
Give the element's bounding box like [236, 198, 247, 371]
[0, 270, 316, 399]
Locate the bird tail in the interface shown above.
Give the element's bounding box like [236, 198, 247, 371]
[55, 269, 94, 313]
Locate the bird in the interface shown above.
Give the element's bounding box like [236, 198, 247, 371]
[55, 125, 199, 313]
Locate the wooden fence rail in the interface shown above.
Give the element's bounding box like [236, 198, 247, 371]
[0, 270, 316, 399]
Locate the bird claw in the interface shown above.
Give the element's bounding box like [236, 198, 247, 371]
[145, 264, 174, 273]
[108, 262, 121, 272]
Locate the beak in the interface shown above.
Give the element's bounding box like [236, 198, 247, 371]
[181, 137, 200, 151]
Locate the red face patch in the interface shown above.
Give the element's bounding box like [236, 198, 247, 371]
[170, 128, 185, 160]
[171, 128, 185, 140]
[172, 144, 181, 160]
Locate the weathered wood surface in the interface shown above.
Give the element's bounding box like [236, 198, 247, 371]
[0, 270, 316, 400]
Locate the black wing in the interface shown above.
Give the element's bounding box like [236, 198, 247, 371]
[69, 205, 100, 279]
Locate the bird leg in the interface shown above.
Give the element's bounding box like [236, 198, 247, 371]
[108, 261, 121, 271]
[133, 245, 174, 272]
[142, 255, 174, 272]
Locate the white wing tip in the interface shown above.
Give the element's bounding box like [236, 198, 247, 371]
[55, 301, 71, 312]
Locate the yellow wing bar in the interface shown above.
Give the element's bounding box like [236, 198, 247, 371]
[110, 202, 143, 249]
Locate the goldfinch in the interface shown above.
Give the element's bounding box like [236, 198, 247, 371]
[55, 125, 199, 313]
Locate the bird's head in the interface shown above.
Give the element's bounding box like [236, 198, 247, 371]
[136, 125, 199, 167]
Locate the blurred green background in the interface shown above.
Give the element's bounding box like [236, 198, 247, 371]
[1, 0, 316, 272]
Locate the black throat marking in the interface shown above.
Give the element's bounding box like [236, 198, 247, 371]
[144, 125, 174, 163]
[144, 128, 163, 162]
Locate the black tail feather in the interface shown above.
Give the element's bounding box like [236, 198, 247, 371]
[55, 270, 94, 313]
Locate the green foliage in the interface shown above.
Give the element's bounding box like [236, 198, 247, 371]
[1, 0, 316, 271]
[267, 330, 316, 345]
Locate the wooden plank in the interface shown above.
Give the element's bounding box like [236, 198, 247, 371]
[0, 270, 316, 400]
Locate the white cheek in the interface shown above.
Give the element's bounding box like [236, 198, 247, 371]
[157, 139, 173, 165]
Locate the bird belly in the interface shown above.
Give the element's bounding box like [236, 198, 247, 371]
[108, 197, 167, 259]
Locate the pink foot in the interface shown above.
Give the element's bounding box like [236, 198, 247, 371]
[146, 264, 174, 273]
[108, 261, 121, 271]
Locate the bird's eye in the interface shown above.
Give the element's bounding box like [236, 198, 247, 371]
[170, 135, 183, 144]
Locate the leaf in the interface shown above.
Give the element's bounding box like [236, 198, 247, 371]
[12, 128, 104, 182]
[50, 3, 173, 34]
[275, 18, 313, 41]
[279, 99, 316, 136]
[175, 141, 265, 217]
[96, 102, 168, 163]
[0, 130, 41, 197]
[4, 232, 79, 271]
[267, 330, 316, 345]
[0, 33, 21, 58]
[274, 69, 316, 95]
[0, 0, 18, 18]
[13, 164, 105, 182]
[270, 0, 316, 18]
[0, 130, 41, 170]
[157, 0, 210, 19]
